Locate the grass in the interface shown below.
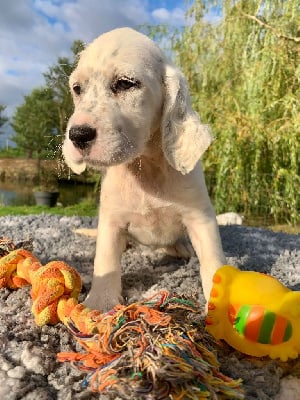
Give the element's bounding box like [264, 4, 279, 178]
[0, 200, 98, 217]
[244, 216, 300, 235]
[265, 224, 300, 235]
[0, 202, 298, 234]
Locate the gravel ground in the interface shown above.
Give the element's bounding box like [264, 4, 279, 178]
[0, 215, 299, 399]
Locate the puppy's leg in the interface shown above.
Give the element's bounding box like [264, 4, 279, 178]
[84, 217, 126, 312]
[161, 237, 195, 259]
[185, 211, 226, 302]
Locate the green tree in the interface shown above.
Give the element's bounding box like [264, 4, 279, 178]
[0, 105, 8, 134]
[11, 88, 59, 159]
[43, 40, 85, 141]
[172, 0, 300, 224]
[10, 40, 84, 162]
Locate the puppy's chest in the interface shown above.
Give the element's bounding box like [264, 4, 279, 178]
[126, 204, 185, 247]
[103, 168, 186, 246]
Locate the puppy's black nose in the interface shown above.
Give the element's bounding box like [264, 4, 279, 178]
[69, 125, 96, 149]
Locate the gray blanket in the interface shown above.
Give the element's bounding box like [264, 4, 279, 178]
[0, 215, 299, 399]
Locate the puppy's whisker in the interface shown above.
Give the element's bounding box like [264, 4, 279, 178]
[119, 130, 135, 150]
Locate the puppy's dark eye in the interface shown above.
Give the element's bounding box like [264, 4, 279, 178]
[111, 77, 141, 93]
[72, 83, 81, 96]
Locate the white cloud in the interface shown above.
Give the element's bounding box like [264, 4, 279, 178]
[34, 0, 61, 19]
[151, 7, 185, 26]
[34, 0, 150, 42]
[0, 0, 69, 116]
[151, 7, 169, 21]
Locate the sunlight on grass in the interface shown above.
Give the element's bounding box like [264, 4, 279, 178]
[0, 203, 298, 234]
[0, 200, 98, 217]
[268, 224, 300, 235]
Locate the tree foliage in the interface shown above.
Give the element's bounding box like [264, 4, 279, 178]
[172, 0, 300, 224]
[43, 40, 85, 140]
[0, 105, 8, 135]
[11, 40, 84, 160]
[11, 88, 59, 159]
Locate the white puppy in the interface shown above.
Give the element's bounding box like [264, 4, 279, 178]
[63, 27, 226, 311]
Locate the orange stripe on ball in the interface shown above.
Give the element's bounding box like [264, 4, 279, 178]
[271, 315, 288, 345]
[244, 305, 265, 342]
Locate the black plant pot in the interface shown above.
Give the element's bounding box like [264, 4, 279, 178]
[33, 191, 59, 207]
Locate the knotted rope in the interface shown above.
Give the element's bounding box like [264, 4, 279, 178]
[0, 248, 82, 325]
[0, 238, 244, 399]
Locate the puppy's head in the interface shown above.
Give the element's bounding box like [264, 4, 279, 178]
[63, 27, 165, 174]
[63, 27, 212, 175]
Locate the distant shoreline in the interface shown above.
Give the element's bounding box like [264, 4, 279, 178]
[0, 158, 96, 184]
[0, 158, 59, 182]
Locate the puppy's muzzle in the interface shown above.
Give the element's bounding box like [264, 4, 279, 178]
[69, 125, 96, 150]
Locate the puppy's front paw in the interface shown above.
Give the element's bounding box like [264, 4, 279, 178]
[84, 292, 123, 313]
[83, 271, 123, 312]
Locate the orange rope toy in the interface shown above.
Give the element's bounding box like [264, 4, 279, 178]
[0, 240, 244, 399]
[0, 248, 82, 326]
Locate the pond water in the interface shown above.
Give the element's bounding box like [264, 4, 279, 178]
[0, 180, 96, 206]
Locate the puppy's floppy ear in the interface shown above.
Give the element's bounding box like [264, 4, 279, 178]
[161, 64, 212, 174]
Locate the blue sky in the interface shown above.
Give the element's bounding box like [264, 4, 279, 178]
[2, 0, 219, 145]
